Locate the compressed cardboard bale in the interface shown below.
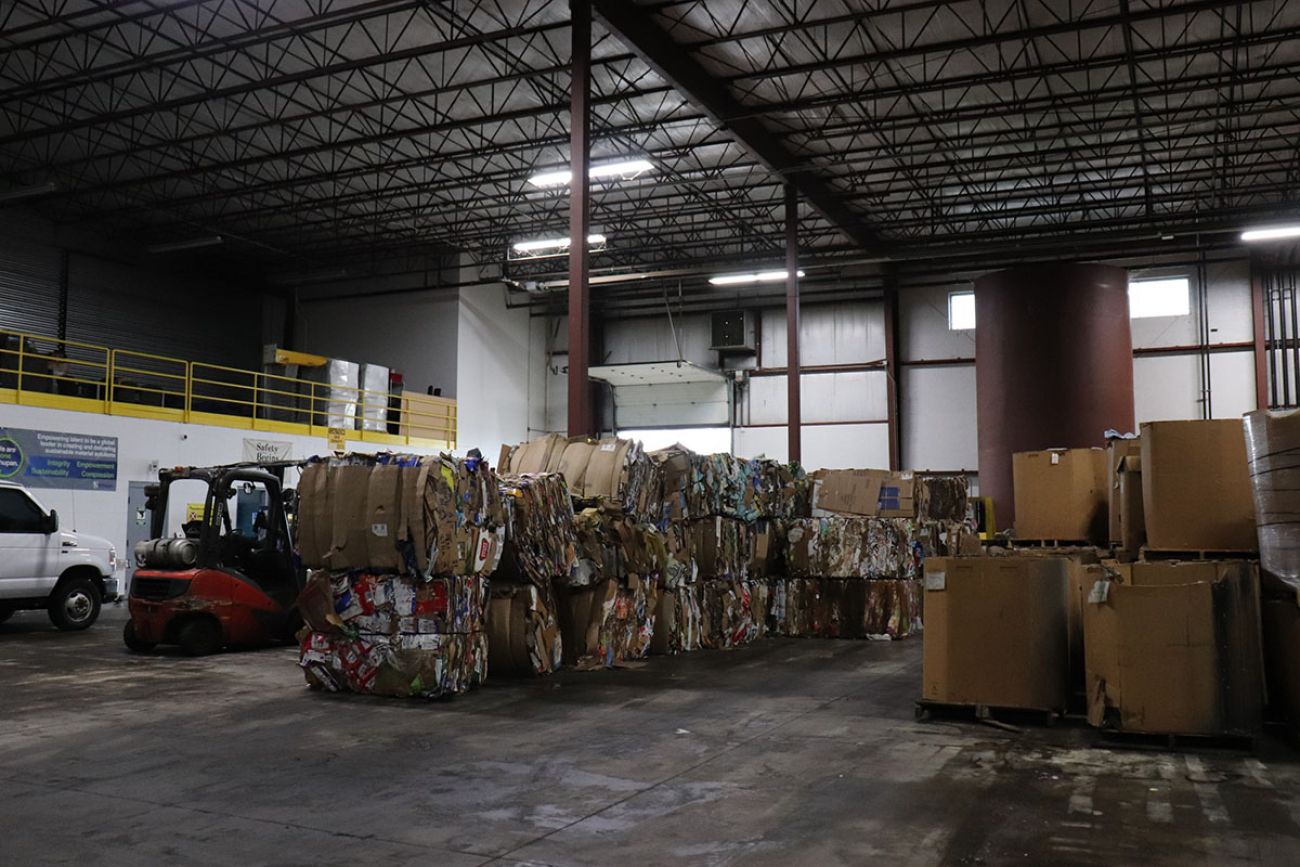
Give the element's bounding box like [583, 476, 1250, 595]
[785, 517, 927, 579]
[915, 474, 969, 523]
[811, 469, 887, 517]
[557, 576, 660, 668]
[487, 582, 562, 676]
[1012, 448, 1108, 543]
[297, 461, 332, 567]
[499, 473, 577, 586]
[651, 583, 703, 654]
[325, 464, 372, 570]
[1141, 419, 1255, 552]
[557, 441, 597, 495]
[922, 556, 1071, 711]
[1244, 410, 1300, 597]
[299, 630, 488, 698]
[698, 579, 768, 649]
[650, 447, 808, 522]
[500, 433, 568, 475]
[1082, 560, 1264, 736]
[364, 463, 403, 571]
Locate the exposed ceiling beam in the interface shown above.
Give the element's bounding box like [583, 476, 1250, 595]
[589, 0, 883, 253]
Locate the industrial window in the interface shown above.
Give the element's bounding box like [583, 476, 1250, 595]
[1129, 277, 1190, 319]
[948, 291, 976, 330]
[618, 427, 731, 455]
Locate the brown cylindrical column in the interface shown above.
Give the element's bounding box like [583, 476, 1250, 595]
[975, 263, 1135, 530]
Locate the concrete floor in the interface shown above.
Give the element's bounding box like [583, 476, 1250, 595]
[4, 607, 1300, 867]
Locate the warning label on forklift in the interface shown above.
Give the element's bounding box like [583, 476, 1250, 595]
[0, 427, 118, 491]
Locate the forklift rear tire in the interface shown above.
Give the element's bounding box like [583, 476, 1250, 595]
[48, 577, 101, 631]
[123, 620, 157, 653]
[177, 617, 223, 657]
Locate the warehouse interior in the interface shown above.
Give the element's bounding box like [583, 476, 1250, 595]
[3, 1, 1300, 865]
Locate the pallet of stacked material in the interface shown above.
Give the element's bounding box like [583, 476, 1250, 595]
[487, 581, 563, 676]
[498, 472, 576, 585]
[651, 583, 703, 654]
[297, 450, 506, 578]
[698, 579, 770, 649]
[297, 570, 489, 697]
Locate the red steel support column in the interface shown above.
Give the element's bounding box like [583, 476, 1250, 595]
[883, 280, 902, 471]
[567, 0, 593, 438]
[785, 183, 802, 464]
[1252, 264, 1269, 410]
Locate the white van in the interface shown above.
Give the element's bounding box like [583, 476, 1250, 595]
[0, 480, 120, 630]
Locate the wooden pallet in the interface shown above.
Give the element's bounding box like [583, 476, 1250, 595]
[915, 699, 1059, 730]
[1098, 728, 1256, 753]
[1138, 547, 1257, 561]
[1010, 539, 1094, 548]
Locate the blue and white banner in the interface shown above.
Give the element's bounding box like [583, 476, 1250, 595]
[0, 427, 118, 491]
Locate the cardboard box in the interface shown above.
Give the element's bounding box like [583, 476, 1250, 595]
[1082, 560, 1264, 736]
[1140, 420, 1256, 552]
[922, 556, 1071, 710]
[1116, 455, 1146, 553]
[1107, 439, 1142, 544]
[1012, 448, 1108, 542]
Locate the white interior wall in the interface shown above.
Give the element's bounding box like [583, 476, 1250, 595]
[0, 403, 446, 563]
[455, 281, 533, 462]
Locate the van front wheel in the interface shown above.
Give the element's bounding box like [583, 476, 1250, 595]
[48, 577, 101, 631]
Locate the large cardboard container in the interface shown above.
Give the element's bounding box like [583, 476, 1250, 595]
[1082, 560, 1264, 736]
[1106, 438, 1143, 545]
[922, 556, 1071, 711]
[1012, 448, 1108, 542]
[1140, 420, 1255, 552]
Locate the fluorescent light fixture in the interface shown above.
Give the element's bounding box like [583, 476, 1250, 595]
[527, 158, 654, 188]
[0, 181, 58, 203]
[1241, 225, 1300, 242]
[511, 233, 606, 254]
[146, 235, 224, 254]
[708, 269, 804, 286]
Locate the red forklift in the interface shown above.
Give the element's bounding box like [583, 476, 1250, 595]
[124, 463, 304, 656]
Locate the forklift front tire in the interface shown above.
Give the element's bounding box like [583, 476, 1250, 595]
[123, 620, 157, 653]
[177, 617, 223, 657]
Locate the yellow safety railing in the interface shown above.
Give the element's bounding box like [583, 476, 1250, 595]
[0, 326, 457, 449]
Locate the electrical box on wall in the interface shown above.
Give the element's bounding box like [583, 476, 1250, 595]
[710, 310, 756, 353]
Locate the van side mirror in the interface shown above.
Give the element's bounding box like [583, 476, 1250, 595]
[44, 509, 59, 534]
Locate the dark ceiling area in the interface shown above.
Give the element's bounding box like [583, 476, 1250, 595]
[3, 0, 1300, 303]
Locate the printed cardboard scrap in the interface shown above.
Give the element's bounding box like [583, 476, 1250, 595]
[298, 450, 506, 577]
[768, 578, 922, 640]
[652, 446, 809, 522]
[785, 517, 969, 579]
[296, 568, 491, 696]
[651, 583, 703, 654]
[698, 579, 770, 649]
[557, 576, 660, 668]
[568, 505, 669, 588]
[299, 629, 488, 697]
[499, 472, 577, 585]
[488, 581, 563, 676]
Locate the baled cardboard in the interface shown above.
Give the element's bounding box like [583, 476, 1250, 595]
[810, 468, 916, 517]
[1106, 438, 1142, 544]
[557, 441, 597, 495]
[1083, 560, 1264, 735]
[297, 461, 332, 567]
[1140, 420, 1256, 551]
[922, 556, 1070, 710]
[1012, 448, 1108, 542]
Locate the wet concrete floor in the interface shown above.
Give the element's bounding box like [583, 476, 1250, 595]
[3, 606, 1300, 866]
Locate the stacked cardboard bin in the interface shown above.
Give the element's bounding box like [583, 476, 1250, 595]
[295, 451, 505, 697]
[944, 418, 1268, 740]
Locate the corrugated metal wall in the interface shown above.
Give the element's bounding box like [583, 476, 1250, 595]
[0, 211, 262, 370]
